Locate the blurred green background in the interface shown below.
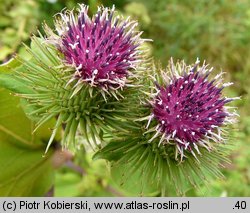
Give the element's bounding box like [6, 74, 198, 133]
[0, 0, 249, 196]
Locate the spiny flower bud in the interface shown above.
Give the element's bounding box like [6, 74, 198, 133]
[45, 4, 147, 94]
[145, 59, 239, 160]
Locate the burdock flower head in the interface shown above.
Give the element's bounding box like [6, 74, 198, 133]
[6, 4, 147, 152]
[45, 4, 146, 96]
[146, 58, 239, 160]
[94, 58, 239, 195]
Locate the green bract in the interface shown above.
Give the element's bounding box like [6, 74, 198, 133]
[6, 35, 141, 152]
[94, 128, 231, 195]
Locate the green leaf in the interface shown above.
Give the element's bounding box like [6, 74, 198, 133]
[0, 58, 21, 73]
[0, 58, 34, 94]
[0, 88, 54, 147]
[0, 88, 55, 196]
[0, 46, 13, 61]
[0, 142, 54, 196]
[0, 73, 34, 94]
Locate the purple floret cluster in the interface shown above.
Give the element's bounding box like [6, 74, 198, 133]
[56, 5, 144, 91]
[154, 69, 228, 145]
[145, 60, 238, 160]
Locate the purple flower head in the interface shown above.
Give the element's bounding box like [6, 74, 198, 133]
[146, 59, 238, 160]
[46, 4, 146, 92]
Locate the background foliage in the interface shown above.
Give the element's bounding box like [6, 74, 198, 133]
[0, 0, 249, 196]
